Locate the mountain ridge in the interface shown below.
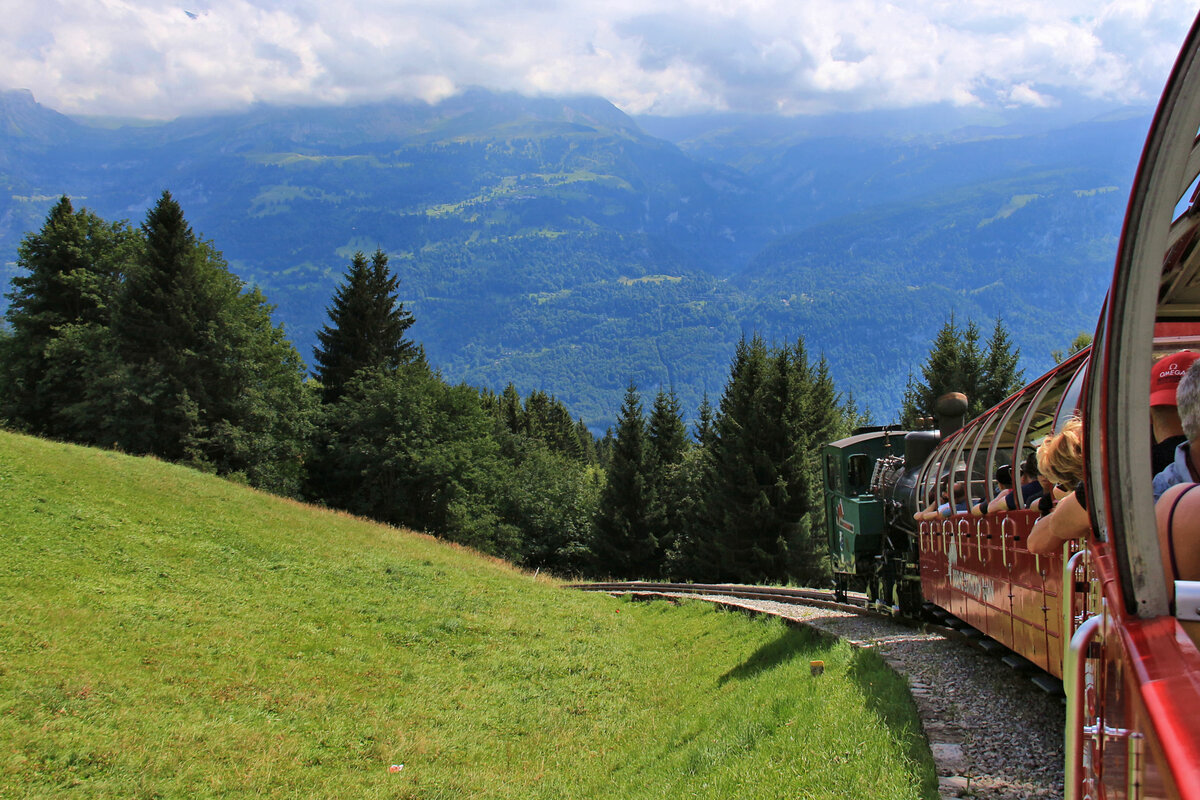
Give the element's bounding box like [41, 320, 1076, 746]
[0, 88, 1148, 428]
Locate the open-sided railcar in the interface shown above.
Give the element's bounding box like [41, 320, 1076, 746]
[822, 10, 1200, 798]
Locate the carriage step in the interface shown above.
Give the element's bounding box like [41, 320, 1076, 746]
[1030, 674, 1064, 695]
[1002, 654, 1037, 671]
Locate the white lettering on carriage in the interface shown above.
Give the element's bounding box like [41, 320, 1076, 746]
[949, 568, 997, 604]
[945, 530, 997, 602]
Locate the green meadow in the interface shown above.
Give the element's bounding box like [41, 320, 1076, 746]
[0, 431, 936, 798]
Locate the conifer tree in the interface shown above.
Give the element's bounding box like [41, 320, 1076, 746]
[647, 388, 688, 470]
[112, 191, 238, 461]
[693, 393, 717, 449]
[108, 192, 310, 491]
[523, 390, 583, 458]
[900, 314, 1023, 425]
[312, 249, 417, 403]
[702, 335, 789, 583]
[575, 418, 598, 465]
[499, 383, 523, 434]
[980, 317, 1024, 412]
[1, 196, 136, 436]
[689, 335, 844, 585]
[645, 387, 689, 573]
[664, 392, 717, 580]
[792, 352, 845, 584]
[593, 381, 656, 578]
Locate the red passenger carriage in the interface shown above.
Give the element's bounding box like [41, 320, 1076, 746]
[910, 12, 1200, 798]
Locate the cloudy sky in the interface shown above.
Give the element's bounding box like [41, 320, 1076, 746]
[2, 0, 1197, 120]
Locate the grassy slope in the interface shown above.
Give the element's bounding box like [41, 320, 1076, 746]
[0, 431, 936, 799]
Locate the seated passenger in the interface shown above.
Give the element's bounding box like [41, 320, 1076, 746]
[1150, 351, 1198, 474]
[1016, 453, 1045, 509]
[1156, 482, 1200, 643]
[973, 464, 1012, 515]
[914, 482, 949, 522]
[1027, 417, 1090, 555]
[1154, 360, 1200, 500]
[915, 479, 968, 521]
[981, 454, 1043, 514]
[935, 480, 972, 517]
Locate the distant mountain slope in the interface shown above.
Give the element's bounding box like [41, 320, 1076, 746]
[0, 89, 1149, 427]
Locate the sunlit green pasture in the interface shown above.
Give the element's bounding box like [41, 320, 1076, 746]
[0, 431, 936, 798]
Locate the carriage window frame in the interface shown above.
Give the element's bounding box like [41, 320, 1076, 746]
[847, 453, 872, 495]
[1007, 369, 1062, 507]
[1054, 361, 1088, 432]
[1022, 367, 1077, 447]
[917, 436, 959, 512]
[965, 406, 1008, 509]
[825, 452, 843, 496]
[942, 423, 977, 514]
[989, 388, 1036, 507]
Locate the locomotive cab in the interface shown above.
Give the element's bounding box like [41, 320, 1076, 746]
[822, 429, 906, 602]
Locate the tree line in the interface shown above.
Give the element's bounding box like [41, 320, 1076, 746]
[899, 313, 1026, 427]
[0, 193, 1023, 585]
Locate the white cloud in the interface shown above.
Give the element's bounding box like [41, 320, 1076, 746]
[0, 0, 1195, 118]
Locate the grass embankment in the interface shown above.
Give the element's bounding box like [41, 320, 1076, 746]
[0, 430, 937, 799]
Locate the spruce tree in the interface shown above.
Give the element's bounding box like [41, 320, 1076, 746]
[1, 197, 135, 436]
[900, 313, 1022, 426]
[111, 191, 236, 461]
[499, 383, 523, 434]
[647, 388, 687, 470]
[312, 249, 417, 403]
[792, 352, 845, 585]
[106, 191, 311, 491]
[645, 387, 689, 573]
[692, 336, 849, 585]
[575, 418, 599, 465]
[665, 393, 717, 580]
[693, 393, 716, 449]
[703, 335, 784, 583]
[593, 381, 656, 578]
[979, 317, 1024, 412]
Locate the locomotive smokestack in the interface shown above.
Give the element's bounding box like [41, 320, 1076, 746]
[934, 392, 968, 439]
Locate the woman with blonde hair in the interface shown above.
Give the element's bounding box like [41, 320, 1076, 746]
[1037, 416, 1085, 495]
[1027, 417, 1091, 554]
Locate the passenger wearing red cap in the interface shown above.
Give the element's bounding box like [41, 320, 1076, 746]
[1151, 351, 1198, 475]
[1153, 358, 1200, 500]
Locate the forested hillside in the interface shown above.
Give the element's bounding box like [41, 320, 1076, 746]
[0, 87, 1149, 426]
[1, 194, 869, 583]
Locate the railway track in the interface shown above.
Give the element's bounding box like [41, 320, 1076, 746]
[571, 581, 865, 611]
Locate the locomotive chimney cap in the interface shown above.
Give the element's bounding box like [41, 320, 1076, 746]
[934, 392, 968, 416]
